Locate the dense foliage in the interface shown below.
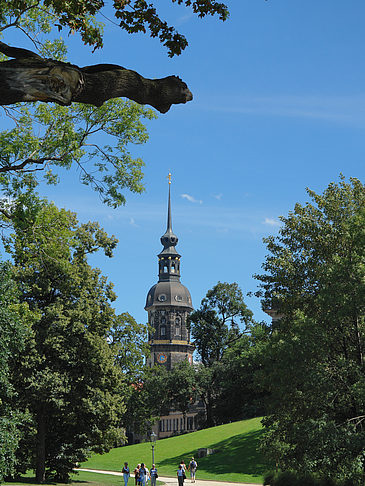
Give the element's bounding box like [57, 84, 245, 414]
[1, 196, 132, 482]
[0, 1, 229, 56]
[264, 470, 352, 486]
[0, 262, 30, 481]
[188, 282, 253, 366]
[255, 177, 365, 485]
[187, 282, 267, 427]
[123, 360, 197, 435]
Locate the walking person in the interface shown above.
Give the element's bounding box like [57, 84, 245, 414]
[145, 465, 150, 485]
[139, 463, 148, 486]
[134, 464, 141, 486]
[150, 464, 158, 486]
[122, 462, 130, 486]
[188, 457, 197, 483]
[177, 465, 185, 486]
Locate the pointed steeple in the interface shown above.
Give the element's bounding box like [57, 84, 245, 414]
[167, 173, 172, 232]
[158, 173, 181, 281]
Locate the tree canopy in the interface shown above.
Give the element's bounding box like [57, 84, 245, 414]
[255, 177, 365, 485]
[0, 1, 229, 207]
[188, 281, 253, 366]
[0, 1, 229, 56]
[2, 196, 132, 482]
[188, 282, 257, 427]
[0, 1, 229, 112]
[0, 262, 31, 481]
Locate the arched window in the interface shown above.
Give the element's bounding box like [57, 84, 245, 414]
[160, 326, 166, 337]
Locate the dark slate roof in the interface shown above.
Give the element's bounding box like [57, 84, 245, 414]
[145, 280, 193, 311]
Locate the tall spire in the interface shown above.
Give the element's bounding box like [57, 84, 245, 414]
[167, 172, 172, 233]
[158, 173, 181, 281]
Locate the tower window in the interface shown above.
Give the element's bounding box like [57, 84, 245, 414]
[163, 265, 168, 273]
[161, 326, 166, 337]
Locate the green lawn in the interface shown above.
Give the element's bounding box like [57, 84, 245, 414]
[4, 470, 135, 486]
[81, 417, 270, 484]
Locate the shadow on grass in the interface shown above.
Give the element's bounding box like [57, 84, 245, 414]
[158, 429, 269, 476]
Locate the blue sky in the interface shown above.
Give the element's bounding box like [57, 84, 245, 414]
[4, 1, 365, 326]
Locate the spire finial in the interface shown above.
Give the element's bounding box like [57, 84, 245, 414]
[167, 172, 172, 185]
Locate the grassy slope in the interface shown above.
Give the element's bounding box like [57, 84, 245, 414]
[81, 417, 270, 484]
[4, 470, 151, 486]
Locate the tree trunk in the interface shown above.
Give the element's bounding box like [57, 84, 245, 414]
[35, 412, 46, 483]
[0, 42, 193, 113]
[354, 316, 363, 367]
[205, 390, 215, 428]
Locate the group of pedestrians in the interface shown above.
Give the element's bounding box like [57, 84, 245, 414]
[121, 457, 197, 486]
[121, 462, 158, 486]
[177, 457, 198, 485]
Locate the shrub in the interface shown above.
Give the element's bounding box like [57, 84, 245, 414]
[262, 471, 347, 486]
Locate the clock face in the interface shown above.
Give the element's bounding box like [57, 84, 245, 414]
[157, 353, 167, 364]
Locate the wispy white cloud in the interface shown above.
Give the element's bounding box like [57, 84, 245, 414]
[213, 193, 223, 200]
[263, 217, 281, 227]
[50, 193, 281, 240]
[176, 13, 194, 25]
[197, 93, 365, 127]
[129, 217, 139, 227]
[181, 193, 203, 204]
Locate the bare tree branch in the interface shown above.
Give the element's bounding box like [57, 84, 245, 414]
[0, 156, 64, 173]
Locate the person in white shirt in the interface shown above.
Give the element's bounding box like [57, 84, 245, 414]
[177, 465, 185, 486]
[122, 462, 130, 486]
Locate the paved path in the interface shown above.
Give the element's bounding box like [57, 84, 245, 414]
[77, 468, 260, 486]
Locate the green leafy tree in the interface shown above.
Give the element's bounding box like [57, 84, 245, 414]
[0, 262, 32, 481]
[123, 359, 197, 437]
[0, 1, 229, 57]
[212, 322, 270, 423]
[0, 1, 228, 205]
[3, 195, 129, 483]
[109, 312, 150, 383]
[189, 282, 253, 366]
[255, 177, 365, 484]
[0, 5, 154, 209]
[188, 282, 253, 426]
[0, 2, 228, 119]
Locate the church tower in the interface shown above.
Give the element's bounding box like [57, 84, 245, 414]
[145, 175, 194, 370]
